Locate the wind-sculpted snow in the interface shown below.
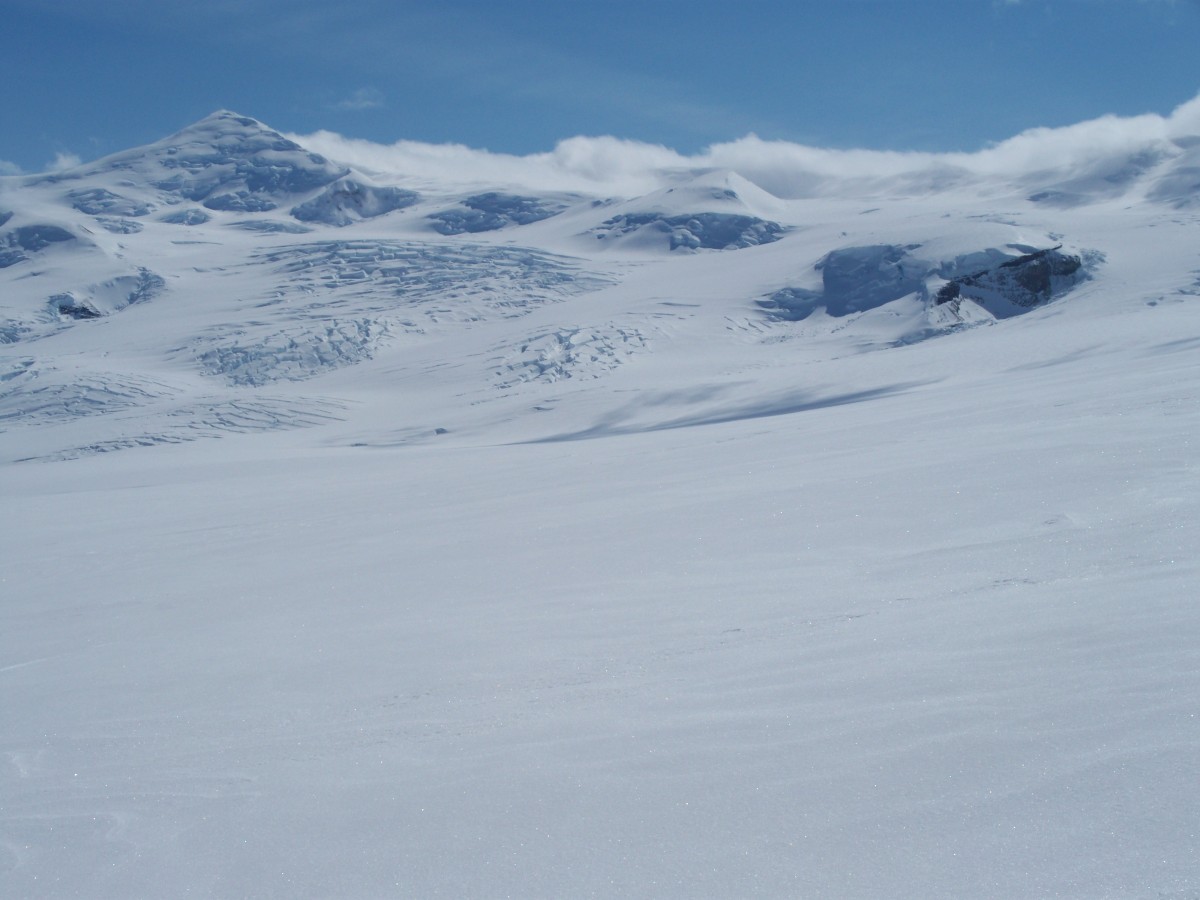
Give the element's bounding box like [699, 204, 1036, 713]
[429, 192, 566, 235]
[290, 178, 418, 227]
[591, 211, 783, 251]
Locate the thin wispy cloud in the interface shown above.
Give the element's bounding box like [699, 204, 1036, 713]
[0, 159, 22, 176]
[329, 88, 385, 112]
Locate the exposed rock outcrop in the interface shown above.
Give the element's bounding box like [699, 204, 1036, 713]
[48, 268, 165, 320]
[761, 243, 1089, 323]
[935, 246, 1083, 314]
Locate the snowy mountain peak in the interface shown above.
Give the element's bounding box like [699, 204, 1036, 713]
[581, 168, 788, 252]
[36, 110, 350, 215]
[182, 108, 268, 130]
[151, 109, 334, 170]
[676, 168, 784, 208]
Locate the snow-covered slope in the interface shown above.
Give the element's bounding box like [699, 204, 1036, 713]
[2, 109, 1198, 898]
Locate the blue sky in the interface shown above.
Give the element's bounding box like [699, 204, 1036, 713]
[2, 0, 1198, 174]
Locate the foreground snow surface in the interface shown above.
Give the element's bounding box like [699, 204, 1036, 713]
[6, 310, 1199, 898]
[2, 112, 1200, 896]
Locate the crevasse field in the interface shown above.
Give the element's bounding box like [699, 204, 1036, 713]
[2, 106, 1198, 897]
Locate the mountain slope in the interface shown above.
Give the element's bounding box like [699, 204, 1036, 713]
[3, 109, 1166, 462]
[1, 110, 1199, 898]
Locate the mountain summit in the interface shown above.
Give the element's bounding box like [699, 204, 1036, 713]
[39, 110, 349, 215]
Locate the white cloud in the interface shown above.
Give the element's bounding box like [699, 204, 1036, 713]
[291, 131, 685, 196]
[1166, 92, 1200, 136]
[47, 152, 82, 172]
[289, 91, 1200, 199]
[0, 159, 22, 176]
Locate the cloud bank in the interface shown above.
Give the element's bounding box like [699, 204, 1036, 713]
[292, 92, 1200, 199]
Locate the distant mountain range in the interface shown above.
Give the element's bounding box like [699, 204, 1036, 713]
[0, 109, 1195, 461]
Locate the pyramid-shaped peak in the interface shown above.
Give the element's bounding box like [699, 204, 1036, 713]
[160, 109, 302, 152]
[197, 109, 263, 125]
[52, 110, 350, 211]
[686, 169, 784, 205]
[626, 167, 784, 220]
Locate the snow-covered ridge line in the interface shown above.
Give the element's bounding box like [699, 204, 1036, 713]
[0, 104, 1193, 466]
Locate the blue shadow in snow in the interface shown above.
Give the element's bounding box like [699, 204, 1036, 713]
[527, 380, 934, 443]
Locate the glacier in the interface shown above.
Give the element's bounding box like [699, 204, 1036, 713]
[1, 108, 1198, 898]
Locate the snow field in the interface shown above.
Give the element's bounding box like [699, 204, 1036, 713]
[2, 109, 1199, 896]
